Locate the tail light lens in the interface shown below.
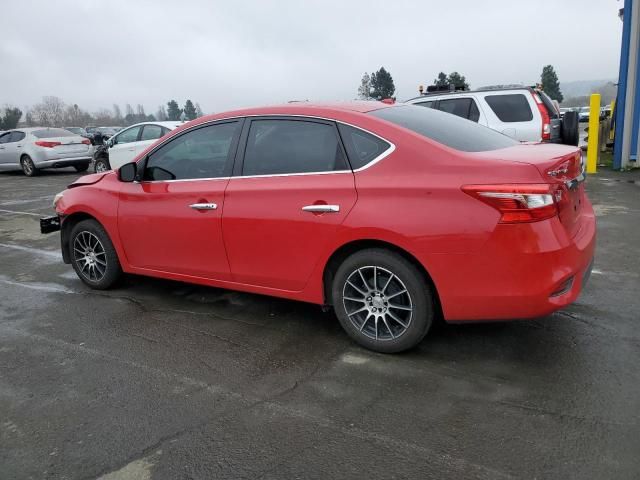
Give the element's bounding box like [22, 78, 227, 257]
[35, 140, 62, 148]
[81, 138, 91, 145]
[532, 92, 551, 141]
[462, 184, 558, 223]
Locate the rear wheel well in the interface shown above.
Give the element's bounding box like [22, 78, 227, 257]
[60, 212, 100, 263]
[322, 240, 442, 319]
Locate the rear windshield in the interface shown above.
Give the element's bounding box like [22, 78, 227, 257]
[370, 105, 517, 152]
[32, 128, 76, 138]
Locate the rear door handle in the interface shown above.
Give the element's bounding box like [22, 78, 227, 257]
[302, 204, 340, 213]
[189, 203, 218, 210]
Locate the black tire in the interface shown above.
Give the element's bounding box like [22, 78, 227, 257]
[20, 155, 38, 176]
[332, 248, 434, 353]
[561, 111, 579, 146]
[74, 163, 89, 173]
[69, 219, 122, 289]
[93, 157, 111, 173]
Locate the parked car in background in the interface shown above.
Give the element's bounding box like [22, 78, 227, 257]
[65, 127, 89, 137]
[93, 121, 182, 172]
[578, 107, 590, 122]
[405, 86, 579, 146]
[42, 102, 595, 353]
[0, 127, 92, 176]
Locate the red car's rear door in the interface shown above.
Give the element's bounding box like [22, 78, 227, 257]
[118, 120, 243, 280]
[222, 117, 356, 291]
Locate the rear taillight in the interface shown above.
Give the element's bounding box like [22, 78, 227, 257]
[532, 92, 551, 141]
[81, 138, 91, 145]
[35, 140, 62, 148]
[462, 184, 558, 223]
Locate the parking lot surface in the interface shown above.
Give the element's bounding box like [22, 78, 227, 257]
[1, 168, 639, 479]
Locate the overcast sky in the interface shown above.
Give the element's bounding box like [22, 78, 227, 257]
[0, 0, 624, 115]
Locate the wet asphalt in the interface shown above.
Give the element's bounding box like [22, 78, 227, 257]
[0, 166, 639, 479]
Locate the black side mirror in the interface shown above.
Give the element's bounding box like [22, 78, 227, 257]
[118, 162, 137, 182]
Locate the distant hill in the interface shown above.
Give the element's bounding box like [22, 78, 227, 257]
[560, 79, 616, 98]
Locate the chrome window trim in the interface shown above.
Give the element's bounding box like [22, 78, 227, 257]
[137, 113, 396, 184]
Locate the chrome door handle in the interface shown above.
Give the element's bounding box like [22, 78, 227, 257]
[189, 203, 218, 210]
[302, 204, 340, 213]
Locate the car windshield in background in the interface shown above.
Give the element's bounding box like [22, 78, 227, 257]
[65, 128, 84, 134]
[97, 128, 118, 135]
[371, 105, 517, 152]
[32, 128, 76, 138]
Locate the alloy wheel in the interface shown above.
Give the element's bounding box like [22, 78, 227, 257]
[73, 231, 108, 282]
[342, 266, 413, 341]
[22, 158, 34, 175]
[95, 160, 108, 173]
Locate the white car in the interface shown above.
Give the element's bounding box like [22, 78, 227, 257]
[405, 86, 578, 146]
[94, 121, 183, 172]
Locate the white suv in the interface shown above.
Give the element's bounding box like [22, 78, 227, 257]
[405, 86, 578, 146]
[94, 121, 183, 172]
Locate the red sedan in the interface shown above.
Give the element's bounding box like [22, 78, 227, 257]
[41, 102, 596, 353]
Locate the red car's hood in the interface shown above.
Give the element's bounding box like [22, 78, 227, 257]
[67, 172, 110, 189]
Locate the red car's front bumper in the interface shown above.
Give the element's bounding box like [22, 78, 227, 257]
[426, 202, 596, 322]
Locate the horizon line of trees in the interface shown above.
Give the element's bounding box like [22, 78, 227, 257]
[1, 97, 206, 130]
[356, 64, 613, 107]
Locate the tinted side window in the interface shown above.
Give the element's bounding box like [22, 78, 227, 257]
[144, 122, 239, 181]
[0, 133, 10, 144]
[140, 124, 163, 141]
[9, 132, 25, 142]
[438, 98, 473, 120]
[242, 120, 347, 176]
[370, 105, 517, 152]
[338, 123, 391, 170]
[415, 101, 434, 108]
[468, 100, 480, 122]
[116, 126, 141, 144]
[484, 94, 533, 122]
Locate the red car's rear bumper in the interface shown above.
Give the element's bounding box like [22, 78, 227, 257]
[427, 202, 596, 322]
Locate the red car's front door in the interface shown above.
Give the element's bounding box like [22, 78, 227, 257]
[118, 121, 242, 280]
[222, 118, 357, 291]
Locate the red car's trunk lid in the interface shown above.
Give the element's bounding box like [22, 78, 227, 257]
[473, 143, 585, 237]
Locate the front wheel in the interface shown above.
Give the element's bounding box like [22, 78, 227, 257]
[332, 248, 434, 353]
[69, 219, 122, 289]
[94, 157, 110, 173]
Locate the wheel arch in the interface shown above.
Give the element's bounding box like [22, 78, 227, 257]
[322, 239, 443, 319]
[60, 212, 103, 264]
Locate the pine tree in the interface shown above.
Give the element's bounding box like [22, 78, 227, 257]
[370, 67, 395, 100]
[357, 73, 372, 99]
[167, 100, 182, 121]
[195, 103, 204, 118]
[183, 100, 197, 120]
[541, 65, 563, 103]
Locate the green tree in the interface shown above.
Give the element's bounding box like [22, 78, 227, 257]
[370, 67, 395, 100]
[541, 65, 563, 103]
[1, 107, 22, 129]
[432, 71, 470, 90]
[167, 100, 182, 121]
[434, 72, 448, 87]
[357, 72, 372, 99]
[447, 72, 469, 90]
[195, 103, 204, 118]
[183, 100, 197, 120]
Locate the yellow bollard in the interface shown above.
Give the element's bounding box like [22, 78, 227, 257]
[609, 99, 616, 142]
[586, 93, 601, 174]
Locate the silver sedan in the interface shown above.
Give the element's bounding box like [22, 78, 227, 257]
[0, 127, 93, 176]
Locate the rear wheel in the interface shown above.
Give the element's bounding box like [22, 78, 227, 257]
[74, 163, 89, 173]
[69, 219, 122, 289]
[20, 155, 38, 176]
[94, 157, 110, 173]
[562, 111, 579, 146]
[332, 248, 433, 353]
